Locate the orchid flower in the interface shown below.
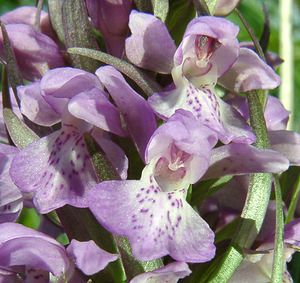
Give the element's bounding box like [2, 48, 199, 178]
[86, 0, 132, 58]
[125, 11, 280, 144]
[88, 110, 218, 263]
[88, 108, 289, 262]
[0, 6, 54, 38]
[0, 24, 64, 81]
[0, 223, 118, 282]
[228, 95, 300, 166]
[10, 67, 129, 213]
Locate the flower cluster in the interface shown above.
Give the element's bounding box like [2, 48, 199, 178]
[0, 1, 299, 282]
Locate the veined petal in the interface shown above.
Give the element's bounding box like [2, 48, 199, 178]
[149, 82, 255, 144]
[219, 48, 281, 93]
[10, 124, 98, 213]
[203, 143, 290, 179]
[68, 88, 127, 137]
[269, 130, 300, 166]
[125, 10, 176, 73]
[66, 240, 118, 276]
[96, 66, 157, 161]
[130, 262, 191, 283]
[18, 82, 60, 127]
[88, 175, 215, 262]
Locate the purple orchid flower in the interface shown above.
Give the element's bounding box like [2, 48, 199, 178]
[228, 95, 300, 166]
[88, 109, 288, 262]
[0, 144, 22, 223]
[88, 110, 218, 263]
[125, 10, 176, 74]
[86, 0, 132, 58]
[0, 6, 54, 38]
[95, 65, 157, 161]
[10, 67, 129, 213]
[130, 262, 191, 283]
[0, 223, 118, 282]
[125, 12, 280, 144]
[0, 24, 64, 81]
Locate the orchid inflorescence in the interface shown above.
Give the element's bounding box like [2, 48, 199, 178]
[0, 0, 299, 282]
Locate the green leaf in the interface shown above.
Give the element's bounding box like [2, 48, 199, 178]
[48, 0, 65, 44]
[165, 0, 195, 45]
[152, 0, 169, 22]
[3, 108, 38, 149]
[285, 173, 300, 223]
[190, 176, 232, 206]
[0, 22, 22, 106]
[271, 175, 284, 283]
[62, 0, 100, 71]
[67, 47, 161, 96]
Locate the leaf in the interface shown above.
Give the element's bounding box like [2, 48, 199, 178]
[165, 0, 195, 45]
[67, 47, 161, 96]
[62, 0, 100, 71]
[0, 22, 22, 107]
[285, 173, 300, 223]
[3, 108, 38, 149]
[152, 0, 169, 22]
[47, 0, 65, 43]
[190, 176, 232, 206]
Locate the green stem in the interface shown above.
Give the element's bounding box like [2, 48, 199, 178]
[271, 175, 284, 283]
[285, 174, 300, 223]
[207, 91, 271, 282]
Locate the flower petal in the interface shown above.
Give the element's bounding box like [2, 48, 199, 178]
[10, 125, 98, 213]
[130, 262, 191, 283]
[92, 129, 128, 180]
[40, 67, 103, 115]
[203, 143, 290, 179]
[0, 24, 64, 81]
[0, 145, 22, 223]
[0, 223, 71, 277]
[18, 82, 60, 127]
[68, 88, 127, 137]
[88, 177, 215, 262]
[96, 66, 157, 161]
[219, 48, 281, 93]
[125, 10, 176, 73]
[66, 240, 118, 275]
[149, 83, 255, 144]
[269, 130, 300, 166]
